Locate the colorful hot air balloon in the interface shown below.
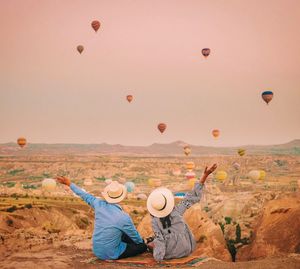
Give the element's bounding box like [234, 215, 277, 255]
[17, 137, 27, 148]
[126, 95, 133, 103]
[261, 91, 273, 104]
[42, 178, 56, 191]
[148, 178, 161, 187]
[77, 45, 84, 54]
[172, 169, 181, 176]
[183, 146, 191, 156]
[259, 170, 266, 180]
[185, 171, 196, 180]
[248, 170, 261, 180]
[212, 129, 220, 138]
[91, 20, 101, 32]
[215, 171, 227, 181]
[125, 181, 135, 193]
[188, 178, 197, 189]
[157, 123, 167, 133]
[186, 161, 195, 171]
[237, 148, 246, 156]
[202, 48, 211, 58]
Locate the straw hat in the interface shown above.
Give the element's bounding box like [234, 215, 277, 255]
[147, 187, 174, 218]
[102, 181, 127, 203]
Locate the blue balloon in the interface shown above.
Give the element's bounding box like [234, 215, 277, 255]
[125, 181, 135, 193]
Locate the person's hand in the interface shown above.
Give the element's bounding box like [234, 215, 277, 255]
[56, 176, 71, 187]
[204, 164, 217, 176]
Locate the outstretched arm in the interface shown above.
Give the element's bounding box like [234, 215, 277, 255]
[56, 176, 98, 209]
[175, 164, 217, 215]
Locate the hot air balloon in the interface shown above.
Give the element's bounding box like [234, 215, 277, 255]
[185, 171, 196, 180]
[184, 146, 191, 156]
[261, 91, 273, 104]
[188, 178, 197, 188]
[125, 181, 135, 193]
[91, 20, 101, 32]
[17, 137, 27, 148]
[148, 178, 161, 187]
[186, 161, 195, 171]
[172, 169, 181, 176]
[157, 123, 167, 133]
[126, 95, 133, 103]
[215, 171, 227, 181]
[137, 193, 147, 200]
[212, 129, 220, 138]
[202, 48, 211, 58]
[248, 170, 261, 180]
[77, 45, 84, 54]
[42, 178, 56, 191]
[237, 148, 246, 156]
[259, 170, 266, 180]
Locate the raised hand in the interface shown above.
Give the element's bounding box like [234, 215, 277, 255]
[56, 176, 71, 186]
[204, 163, 217, 176]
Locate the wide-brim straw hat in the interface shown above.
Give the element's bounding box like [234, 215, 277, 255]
[147, 187, 175, 218]
[102, 181, 127, 203]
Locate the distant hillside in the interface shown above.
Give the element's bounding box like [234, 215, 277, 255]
[0, 140, 299, 156]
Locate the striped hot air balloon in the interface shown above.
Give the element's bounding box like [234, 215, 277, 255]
[262, 91, 273, 104]
[186, 161, 195, 171]
[17, 137, 27, 148]
[202, 48, 211, 58]
[237, 148, 246, 156]
[91, 20, 101, 32]
[157, 123, 167, 133]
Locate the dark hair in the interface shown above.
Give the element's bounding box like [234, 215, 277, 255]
[160, 214, 171, 229]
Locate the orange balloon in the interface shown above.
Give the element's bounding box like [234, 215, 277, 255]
[91, 20, 101, 32]
[17, 137, 27, 148]
[77, 45, 84, 54]
[212, 129, 220, 138]
[126, 95, 133, 103]
[158, 123, 167, 134]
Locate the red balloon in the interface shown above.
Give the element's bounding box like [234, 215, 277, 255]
[157, 123, 167, 134]
[91, 20, 101, 32]
[126, 95, 133, 103]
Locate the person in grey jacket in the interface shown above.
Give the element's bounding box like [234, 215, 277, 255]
[146, 164, 217, 262]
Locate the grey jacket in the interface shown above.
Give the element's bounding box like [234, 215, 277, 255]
[151, 183, 203, 261]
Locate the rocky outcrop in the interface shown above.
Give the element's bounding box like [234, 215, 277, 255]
[237, 196, 300, 260]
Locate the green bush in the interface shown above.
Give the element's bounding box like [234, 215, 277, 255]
[8, 169, 25, 176]
[6, 206, 17, 213]
[225, 216, 232, 225]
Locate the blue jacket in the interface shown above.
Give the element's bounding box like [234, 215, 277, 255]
[70, 183, 144, 260]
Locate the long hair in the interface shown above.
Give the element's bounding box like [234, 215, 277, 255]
[160, 214, 171, 229]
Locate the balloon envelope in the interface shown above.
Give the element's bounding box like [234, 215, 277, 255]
[91, 20, 101, 32]
[157, 123, 167, 133]
[248, 170, 261, 180]
[262, 91, 274, 104]
[202, 48, 211, 58]
[172, 169, 181, 176]
[183, 146, 191, 156]
[77, 45, 84, 54]
[215, 171, 227, 181]
[17, 137, 27, 148]
[125, 181, 135, 192]
[259, 170, 266, 180]
[188, 178, 197, 188]
[185, 171, 196, 180]
[186, 161, 195, 171]
[212, 129, 220, 138]
[232, 162, 241, 170]
[237, 148, 246, 156]
[42, 178, 56, 191]
[126, 95, 133, 103]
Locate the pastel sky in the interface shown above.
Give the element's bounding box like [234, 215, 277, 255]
[0, 0, 299, 146]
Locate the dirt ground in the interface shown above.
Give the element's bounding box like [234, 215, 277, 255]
[1, 246, 300, 269]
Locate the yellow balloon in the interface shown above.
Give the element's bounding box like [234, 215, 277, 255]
[215, 171, 227, 181]
[188, 178, 197, 189]
[186, 161, 195, 171]
[148, 178, 161, 187]
[259, 170, 266, 180]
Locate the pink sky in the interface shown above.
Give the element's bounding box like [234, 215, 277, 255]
[0, 0, 299, 146]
